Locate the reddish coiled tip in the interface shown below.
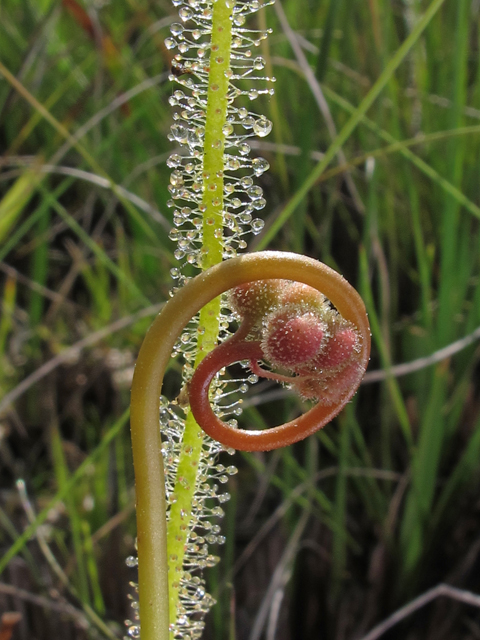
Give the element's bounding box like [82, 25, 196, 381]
[189, 275, 370, 452]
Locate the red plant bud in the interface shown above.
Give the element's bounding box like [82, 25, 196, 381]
[229, 280, 283, 323]
[313, 327, 358, 369]
[263, 312, 325, 367]
[292, 361, 363, 404]
[280, 282, 326, 311]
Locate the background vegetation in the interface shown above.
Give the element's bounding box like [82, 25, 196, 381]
[1, 0, 480, 639]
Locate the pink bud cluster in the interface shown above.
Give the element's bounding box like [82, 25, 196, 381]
[230, 279, 363, 405]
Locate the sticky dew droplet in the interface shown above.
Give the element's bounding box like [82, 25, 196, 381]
[125, 556, 138, 568]
[253, 117, 272, 137]
[252, 219, 265, 234]
[178, 7, 193, 21]
[252, 157, 270, 175]
[170, 23, 184, 36]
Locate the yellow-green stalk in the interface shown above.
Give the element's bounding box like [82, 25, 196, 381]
[130, 1, 274, 639]
[166, 0, 233, 625]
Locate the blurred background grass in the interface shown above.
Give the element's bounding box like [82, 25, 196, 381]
[1, 0, 480, 639]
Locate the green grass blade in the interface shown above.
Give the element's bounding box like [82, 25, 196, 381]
[256, 0, 448, 249]
[0, 409, 130, 576]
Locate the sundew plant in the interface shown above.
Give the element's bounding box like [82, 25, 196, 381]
[129, 1, 276, 638]
[128, 1, 369, 639]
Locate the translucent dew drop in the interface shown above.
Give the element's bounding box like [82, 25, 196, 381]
[170, 170, 184, 186]
[179, 7, 193, 21]
[167, 153, 182, 168]
[247, 185, 263, 200]
[170, 23, 184, 36]
[252, 197, 266, 210]
[171, 124, 188, 143]
[253, 117, 272, 137]
[226, 157, 240, 170]
[242, 116, 255, 129]
[252, 218, 265, 234]
[125, 556, 138, 568]
[252, 157, 270, 176]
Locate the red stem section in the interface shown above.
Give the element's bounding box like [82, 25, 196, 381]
[189, 333, 366, 452]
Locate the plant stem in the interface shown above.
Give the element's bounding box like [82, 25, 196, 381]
[131, 2, 234, 637]
[166, 0, 233, 627]
[201, 0, 233, 271]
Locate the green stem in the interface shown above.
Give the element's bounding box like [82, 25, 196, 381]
[201, 0, 233, 271]
[166, 0, 233, 628]
[131, 3, 234, 638]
